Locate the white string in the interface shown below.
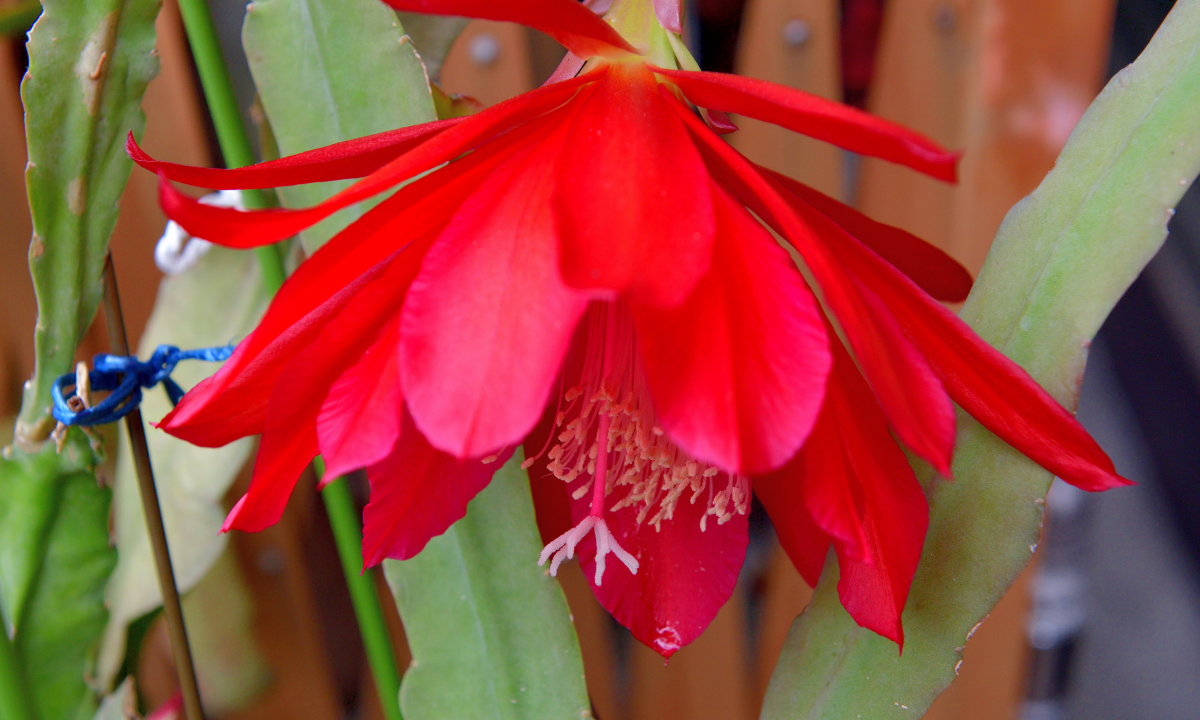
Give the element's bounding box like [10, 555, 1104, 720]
[154, 190, 243, 275]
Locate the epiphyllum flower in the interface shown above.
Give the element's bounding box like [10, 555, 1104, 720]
[129, 0, 1129, 657]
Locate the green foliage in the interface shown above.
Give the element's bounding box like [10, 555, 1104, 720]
[383, 453, 590, 720]
[97, 246, 267, 690]
[760, 1, 1200, 717]
[0, 431, 115, 720]
[15, 0, 162, 445]
[242, 0, 437, 253]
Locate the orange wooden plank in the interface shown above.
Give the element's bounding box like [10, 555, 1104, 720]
[732, 0, 843, 199]
[0, 39, 36, 417]
[751, 543, 813, 715]
[858, 0, 1115, 274]
[440, 20, 535, 107]
[628, 590, 754, 720]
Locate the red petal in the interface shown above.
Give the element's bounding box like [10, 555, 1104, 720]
[158, 74, 598, 249]
[127, 120, 461, 189]
[362, 408, 511, 565]
[631, 181, 829, 475]
[812, 207, 1131, 492]
[666, 91, 956, 475]
[224, 250, 420, 533]
[378, 0, 637, 58]
[222, 421, 318, 533]
[763, 168, 974, 302]
[754, 464, 830, 587]
[159, 130, 528, 446]
[400, 110, 591, 459]
[654, 68, 959, 182]
[557, 63, 715, 306]
[571, 481, 748, 659]
[317, 317, 404, 482]
[653, 0, 682, 33]
[824, 332, 928, 646]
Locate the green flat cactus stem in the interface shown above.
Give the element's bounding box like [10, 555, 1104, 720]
[760, 1, 1200, 717]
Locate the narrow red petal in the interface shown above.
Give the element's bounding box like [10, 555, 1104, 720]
[631, 181, 829, 475]
[317, 317, 404, 481]
[557, 63, 715, 307]
[763, 167, 974, 302]
[665, 91, 956, 475]
[400, 109, 591, 459]
[222, 421, 318, 533]
[654, 68, 959, 182]
[754, 464, 830, 588]
[823, 333, 928, 646]
[362, 409, 511, 566]
[158, 74, 598, 249]
[653, 0, 682, 33]
[812, 207, 1131, 492]
[127, 119, 461, 189]
[378, 0, 637, 58]
[569, 476, 748, 659]
[223, 250, 419, 532]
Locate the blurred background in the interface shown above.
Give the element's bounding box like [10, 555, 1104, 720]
[1, 0, 1197, 718]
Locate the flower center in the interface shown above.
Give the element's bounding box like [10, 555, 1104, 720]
[532, 302, 751, 584]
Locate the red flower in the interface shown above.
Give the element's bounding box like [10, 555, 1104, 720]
[129, 0, 1128, 658]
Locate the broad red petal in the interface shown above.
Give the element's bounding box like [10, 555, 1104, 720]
[127, 119, 461, 189]
[654, 0, 682, 33]
[222, 250, 419, 533]
[571, 478, 749, 658]
[317, 317, 404, 482]
[666, 91, 956, 475]
[362, 408, 511, 565]
[631, 181, 829, 476]
[811, 207, 1131, 492]
[400, 108, 591, 459]
[379, 0, 637, 58]
[557, 63, 715, 307]
[654, 68, 959, 182]
[158, 128, 531, 446]
[754, 465, 830, 588]
[764, 168, 973, 302]
[157, 74, 598, 249]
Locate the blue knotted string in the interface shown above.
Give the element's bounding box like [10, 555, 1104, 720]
[51, 344, 235, 427]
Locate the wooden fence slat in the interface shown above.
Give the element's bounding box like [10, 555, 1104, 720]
[440, 20, 535, 108]
[0, 38, 36, 418]
[751, 543, 813, 715]
[732, 0, 844, 199]
[629, 589, 754, 720]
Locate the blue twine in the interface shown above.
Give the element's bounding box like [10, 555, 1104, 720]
[51, 344, 235, 427]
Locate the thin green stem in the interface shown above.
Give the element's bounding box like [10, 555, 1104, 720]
[173, 2, 400, 716]
[316, 460, 404, 720]
[0, 628, 36, 720]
